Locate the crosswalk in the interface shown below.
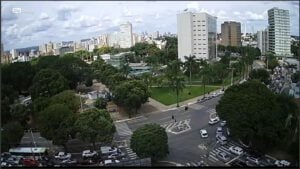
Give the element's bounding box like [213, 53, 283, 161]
[115, 122, 133, 137]
[184, 160, 209, 167]
[160, 119, 191, 132]
[208, 141, 242, 163]
[124, 147, 138, 160]
[189, 104, 204, 110]
[207, 108, 216, 114]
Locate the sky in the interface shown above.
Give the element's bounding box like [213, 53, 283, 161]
[1, 1, 299, 51]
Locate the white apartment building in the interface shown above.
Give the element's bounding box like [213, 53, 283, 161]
[177, 10, 217, 62]
[119, 22, 133, 48]
[268, 7, 291, 57]
[108, 32, 120, 48]
[257, 28, 269, 55]
[10, 49, 18, 59]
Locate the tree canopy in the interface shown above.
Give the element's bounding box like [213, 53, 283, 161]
[94, 98, 108, 110]
[30, 69, 69, 100]
[216, 81, 299, 152]
[112, 80, 149, 117]
[37, 104, 73, 141]
[74, 108, 115, 149]
[50, 90, 81, 113]
[130, 123, 169, 162]
[1, 121, 24, 151]
[249, 69, 271, 84]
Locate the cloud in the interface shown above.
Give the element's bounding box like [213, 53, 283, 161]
[186, 2, 200, 11]
[154, 13, 161, 19]
[63, 15, 100, 30]
[122, 7, 137, 17]
[39, 13, 50, 20]
[102, 16, 111, 22]
[135, 17, 143, 23]
[1, 6, 18, 21]
[57, 6, 79, 21]
[245, 11, 265, 21]
[233, 11, 241, 16]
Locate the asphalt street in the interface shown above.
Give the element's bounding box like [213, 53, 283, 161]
[114, 95, 235, 166]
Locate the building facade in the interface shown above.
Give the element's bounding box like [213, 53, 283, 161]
[221, 21, 241, 47]
[257, 28, 269, 55]
[177, 11, 217, 62]
[268, 7, 291, 56]
[119, 22, 133, 48]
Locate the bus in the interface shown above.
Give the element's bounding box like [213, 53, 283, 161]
[9, 147, 48, 159]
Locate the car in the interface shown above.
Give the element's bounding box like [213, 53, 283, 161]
[60, 159, 77, 166]
[197, 97, 207, 103]
[216, 152, 230, 162]
[21, 158, 39, 167]
[208, 117, 220, 125]
[220, 120, 226, 126]
[104, 159, 120, 166]
[6, 156, 22, 165]
[229, 146, 243, 155]
[274, 160, 290, 167]
[200, 129, 208, 138]
[54, 152, 71, 160]
[216, 127, 223, 135]
[212, 92, 218, 97]
[82, 150, 98, 158]
[246, 156, 260, 165]
[216, 135, 227, 145]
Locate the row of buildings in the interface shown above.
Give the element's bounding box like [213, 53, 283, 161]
[1, 22, 167, 64]
[177, 7, 293, 62]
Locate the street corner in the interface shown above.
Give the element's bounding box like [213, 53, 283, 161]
[168, 119, 191, 134]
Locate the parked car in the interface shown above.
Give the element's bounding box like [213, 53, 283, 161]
[229, 146, 243, 155]
[21, 158, 39, 167]
[216, 152, 230, 162]
[216, 135, 227, 145]
[216, 127, 223, 135]
[197, 97, 207, 103]
[220, 120, 226, 126]
[212, 92, 218, 97]
[246, 156, 260, 165]
[60, 159, 77, 166]
[82, 150, 98, 158]
[54, 152, 71, 160]
[274, 160, 290, 167]
[6, 156, 22, 165]
[208, 117, 220, 125]
[104, 159, 120, 166]
[200, 129, 208, 138]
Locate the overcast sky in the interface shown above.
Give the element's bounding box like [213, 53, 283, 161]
[1, 1, 299, 51]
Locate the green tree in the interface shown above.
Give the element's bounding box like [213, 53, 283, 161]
[130, 123, 168, 162]
[50, 90, 81, 113]
[37, 104, 73, 140]
[94, 98, 108, 109]
[183, 55, 199, 84]
[30, 69, 69, 100]
[50, 55, 90, 89]
[249, 69, 271, 84]
[199, 62, 213, 97]
[74, 109, 115, 150]
[1, 121, 24, 151]
[33, 55, 60, 72]
[1, 62, 36, 94]
[291, 41, 300, 57]
[1, 85, 18, 124]
[140, 72, 154, 90]
[216, 81, 295, 151]
[165, 59, 185, 107]
[113, 80, 149, 117]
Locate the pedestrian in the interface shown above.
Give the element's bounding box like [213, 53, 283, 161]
[175, 119, 177, 122]
[172, 115, 174, 120]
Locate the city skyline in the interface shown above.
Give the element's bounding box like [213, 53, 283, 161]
[1, 1, 299, 50]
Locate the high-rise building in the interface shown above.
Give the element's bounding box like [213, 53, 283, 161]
[257, 28, 269, 55]
[108, 32, 120, 48]
[268, 7, 291, 56]
[10, 49, 18, 59]
[177, 11, 217, 62]
[119, 22, 133, 48]
[221, 21, 241, 47]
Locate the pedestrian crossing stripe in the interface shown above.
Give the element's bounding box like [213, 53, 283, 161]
[218, 147, 231, 155]
[209, 154, 219, 162]
[186, 162, 190, 166]
[190, 162, 198, 166]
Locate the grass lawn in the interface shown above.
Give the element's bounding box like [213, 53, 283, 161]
[150, 86, 220, 106]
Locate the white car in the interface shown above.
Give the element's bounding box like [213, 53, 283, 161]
[82, 150, 98, 158]
[229, 146, 243, 155]
[55, 152, 71, 160]
[275, 160, 290, 167]
[220, 120, 226, 126]
[209, 117, 220, 125]
[200, 129, 208, 138]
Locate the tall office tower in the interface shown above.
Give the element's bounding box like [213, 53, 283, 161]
[177, 11, 217, 62]
[119, 22, 133, 48]
[10, 49, 18, 59]
[268, 7, 291, 56]
[152, 31, 159, 39]
[108, 32, 120, 48]
[221, 21, 242, 47]
[257, 28, 269, 55]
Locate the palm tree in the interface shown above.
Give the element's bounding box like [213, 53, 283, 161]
[184, 55, 197, 85]
[165, 59, 185, 107]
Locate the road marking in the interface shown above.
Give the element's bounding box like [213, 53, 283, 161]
[218, 146, 231, 154]
[208, 155, 219, 162]
[225, 155, 241, 165]
[190, 162, 198, 166]
[186, 162, 190, 166]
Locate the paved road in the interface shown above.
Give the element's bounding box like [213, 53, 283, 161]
[113, 95, 234, 166]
